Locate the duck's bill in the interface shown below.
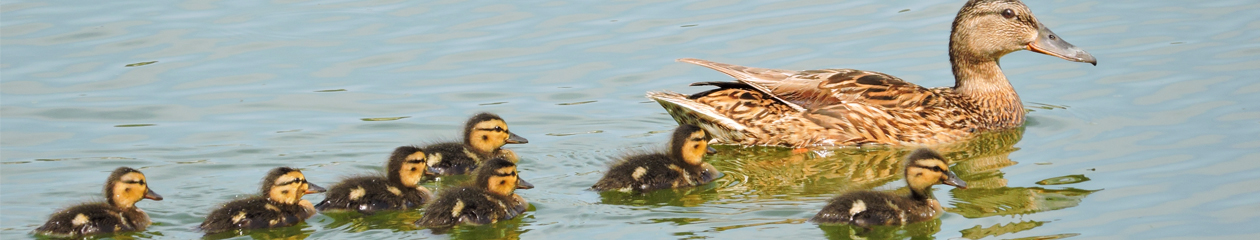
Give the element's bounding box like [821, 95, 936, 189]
[424, 166, 440, 176]
[705, 146, 717, 154]
[1029, 23, 1097, 66]
[145, 188, 164, 201]
[506, 133, 529, 144]
[305, 183, 327, 194]
[943, 171, 968, 189]
[516, 178, 535, 189]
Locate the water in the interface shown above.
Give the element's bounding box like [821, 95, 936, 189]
[2, 0, 1258, 239]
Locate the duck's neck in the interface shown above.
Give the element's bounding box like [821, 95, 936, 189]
[949, 55, 1025, 128]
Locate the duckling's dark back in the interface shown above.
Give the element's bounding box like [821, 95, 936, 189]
[414, 186, 522, 228]
[810, 190, 938, 227]
[200, 197, 313, 234]
[315, 176, 431, 213]
[34, 203, 150, 236]
[423, 142, 482, 175]
[592, 153, 699, 192]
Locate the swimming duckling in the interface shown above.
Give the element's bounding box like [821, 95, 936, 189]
[200, 167, 326, 234]
[315, 146, 435, 213]
[591, 124, 722, 193]
[424, 112, 528, 176]
[811, 148, 968, 227]
[34, 167, 163, 237]
[414, 157, 534, 228]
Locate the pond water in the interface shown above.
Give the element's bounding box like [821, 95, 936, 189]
[3, 0, 1258, 239]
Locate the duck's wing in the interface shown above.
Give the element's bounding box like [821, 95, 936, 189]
[677, 58, 938, 110]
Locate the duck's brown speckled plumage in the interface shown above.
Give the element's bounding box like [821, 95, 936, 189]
[200, 167, 326, 235]
[649, 0, 1096, 147]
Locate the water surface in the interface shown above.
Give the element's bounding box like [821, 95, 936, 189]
[3, 0, 1259, 239]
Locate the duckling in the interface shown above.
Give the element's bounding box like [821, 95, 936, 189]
[414, 157, 534, 228]
[648, 0, 1097, 147]
[200, 167, 326, 234]
[811, 148, 968, 227]
[34, 167, 163, 237]
[315, 146, 435, 213]
[424, 112, 528, 176]
[591, 124, 722, 192]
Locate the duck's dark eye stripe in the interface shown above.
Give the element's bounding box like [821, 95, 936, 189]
[277, 178, 306, 186]
[476, 127, 505, 132]
[689, 137, 705, 142]
[407, 160, 424, 163]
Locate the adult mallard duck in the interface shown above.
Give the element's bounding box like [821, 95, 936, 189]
[34, 167, 163, 237]
[648, 0, 1097, 147]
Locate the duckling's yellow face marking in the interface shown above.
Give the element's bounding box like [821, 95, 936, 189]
[469, 119, 517, 154]
[400, 151, 428, 187]
[268, 172, 313, 204]
[906, 158, 956, 191]
[678, 130, 712, 166]
[112, 172, 157, 208]
[486, 166, 520, 197]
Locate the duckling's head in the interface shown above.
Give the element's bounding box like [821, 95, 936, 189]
[104, 167, 162, 209]
[903, 149, 967, 197]
[474, 158, 534, 197]
[464, 112, 528, 155]
[388, 146, 436, 187]
[669, 124, 716, 167]
[950, 0, 1095, 65]
[262, 167, 326, 205]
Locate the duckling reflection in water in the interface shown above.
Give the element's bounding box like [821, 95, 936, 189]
[200, 167, 326, 234]
[415, 157, 533, 229]
[34, 167, 163, 237]
[812, 149, 967, 227]
[423, 112, 529, 176]
[315, 146, 435, 214]
[591, 124, 722, 193]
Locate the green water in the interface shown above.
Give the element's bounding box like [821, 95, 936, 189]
[3, 0, 1258, 239]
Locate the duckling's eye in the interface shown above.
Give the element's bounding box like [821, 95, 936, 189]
[281, 190, 290, 194]
[494, 126, 504, 131]
[482, 136, 489, 140]
[500, 180, 506, 185]
[932, 166, 946, 172]
[1001, 9, 1015, 19]
[410, 167, 418, 171]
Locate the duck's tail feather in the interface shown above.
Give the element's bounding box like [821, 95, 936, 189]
[677, 58, 808, 112]
[646, 91, 748, 143]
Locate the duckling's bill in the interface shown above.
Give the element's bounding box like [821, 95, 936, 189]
[305, 183, 327, 194]
[943, 171, 968, 189]
[507, 133, 528, 144]
[1029, 23, 1096, 65]
[516, 178, 534, 189]
[145, 188, 164, 201]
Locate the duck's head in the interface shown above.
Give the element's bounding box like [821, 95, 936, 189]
[464, 112, 528, 155]
[950, 0, 1096, 65]
[104, 167, 162, 209]
[903, 149, 967, 198]
[388, 146, 436, 187]
[474, 157, 533, 197]
[668, 124, 717, 167]
[262, 167, 326, 205]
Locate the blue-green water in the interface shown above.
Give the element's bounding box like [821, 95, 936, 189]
[3, 0, 1258, 239]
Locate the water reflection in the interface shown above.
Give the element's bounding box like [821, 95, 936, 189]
[201, 224, 315, 240]
[597, 185, 721, 207]
[817, 219, 941, 240]
[319, 211, 425, 233]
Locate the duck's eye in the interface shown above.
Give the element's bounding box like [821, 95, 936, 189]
[494, 126, 504, 131]
[410, 167, 417, 171]
[282, 190, 290, 194]
[1001, 9, 1015, 19]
